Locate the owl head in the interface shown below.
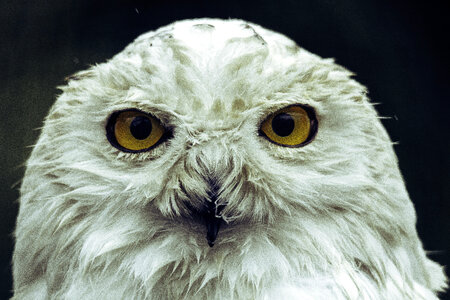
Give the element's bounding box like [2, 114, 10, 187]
[13, 19, 446, 299]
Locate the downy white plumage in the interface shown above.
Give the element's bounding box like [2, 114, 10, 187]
[12, 19, 447, 299]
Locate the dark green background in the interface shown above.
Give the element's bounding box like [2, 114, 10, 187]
[1, 0, 448, 298]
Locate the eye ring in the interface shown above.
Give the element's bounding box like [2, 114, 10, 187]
[106, 109, 172, 153]
[259, 104, 318, 147]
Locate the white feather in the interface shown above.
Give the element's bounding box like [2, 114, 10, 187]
[12, 18, 446, 299]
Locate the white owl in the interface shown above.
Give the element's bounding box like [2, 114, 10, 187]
[12, 19, 447, 299]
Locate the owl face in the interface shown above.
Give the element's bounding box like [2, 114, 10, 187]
[13, 19, 446, 299]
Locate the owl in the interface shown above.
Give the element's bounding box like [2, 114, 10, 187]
[12, 19, 447, 299]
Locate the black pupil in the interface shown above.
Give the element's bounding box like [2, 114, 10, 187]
[130, 116, 152, 140]
[272, 113, 295, 137]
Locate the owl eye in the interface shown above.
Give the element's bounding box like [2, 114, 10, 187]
[106, 109, 169, 152]
[259, 104, 318, 147]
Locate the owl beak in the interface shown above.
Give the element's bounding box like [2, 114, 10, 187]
[183, 196, 225, 247]
[205, 211, 223, 247]
[181, 178, 226, 247]
[202, 200, 226, 247]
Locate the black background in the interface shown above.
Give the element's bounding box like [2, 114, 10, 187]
[1, 0, 448, 298]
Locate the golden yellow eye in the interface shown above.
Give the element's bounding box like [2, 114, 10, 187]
[106, 109, 169, 152]
[260, 104, 317, 147]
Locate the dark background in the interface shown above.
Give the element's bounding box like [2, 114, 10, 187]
[1, 0, 448, 298]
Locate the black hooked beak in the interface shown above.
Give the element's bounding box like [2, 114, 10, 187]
[203, 178, 226, 247]
[183, 179, 226, 247]
[202, 199, 226, 247]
